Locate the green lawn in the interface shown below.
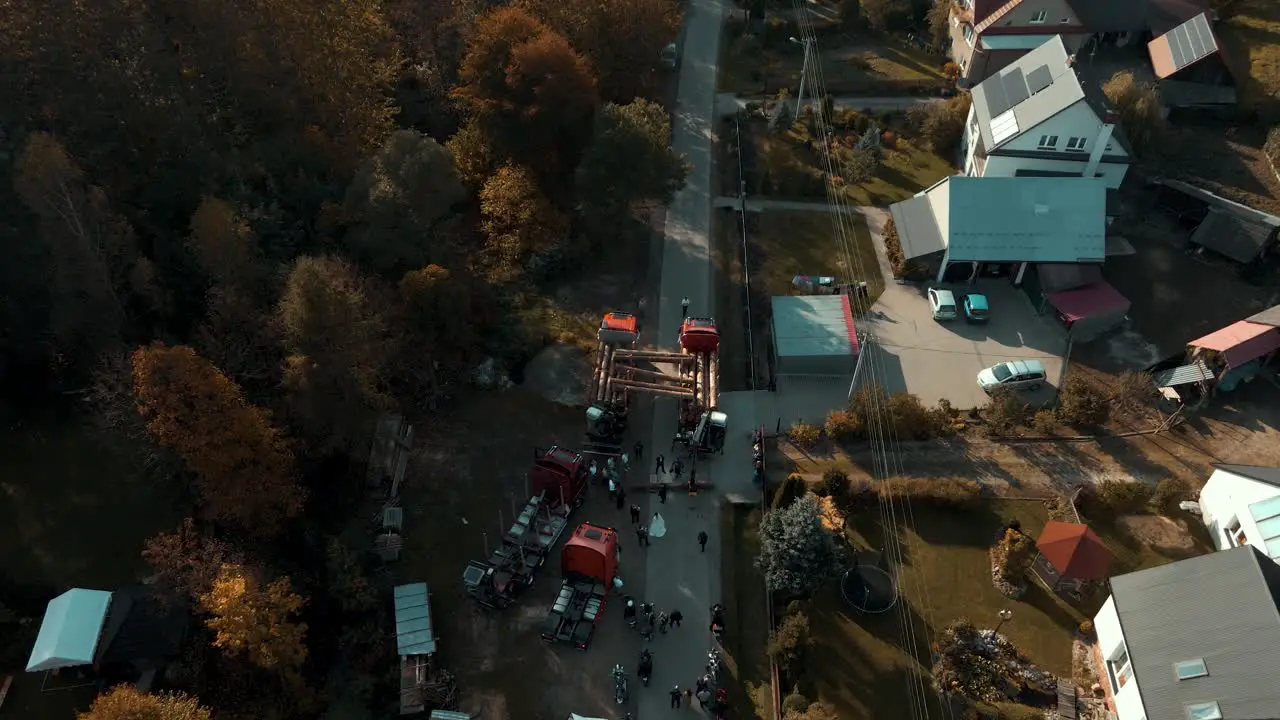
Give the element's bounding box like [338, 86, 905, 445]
[1218, 0, 1280, 117]
[753, 210, 883, 303]
[720, 502, 773, 718]
[802, 494, 1214, 720]
[755, 122, 954, 207]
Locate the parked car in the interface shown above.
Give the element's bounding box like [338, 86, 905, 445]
[977, 360, 1047, 392]
[660, 43, 679, 70]
[928, 288, 957, 321]
[963, 293, 990, 323]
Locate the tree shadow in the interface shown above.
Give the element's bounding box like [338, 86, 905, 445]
[1006, 441, 1105, 486]
[1088, 437, 1175, 483]
[1019, 580, 1084, 635]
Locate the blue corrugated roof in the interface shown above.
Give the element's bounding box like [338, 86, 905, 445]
[27, 588, 113, 672]
[944, 177, 1107, 263]
[393, 583, 436, 656]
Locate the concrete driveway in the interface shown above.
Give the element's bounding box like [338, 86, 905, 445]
[860, 281, 1066, 409]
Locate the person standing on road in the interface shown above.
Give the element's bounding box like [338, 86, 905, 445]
[669, 685, 682, 709]
[630, 504, 641, 524]
[698, 530, 709, 552]
[669, 609, 683, 628]
[671, 458, 683, 480]
[636, 525, 649, 547]
[655, 454, 665, 475]
[615, 486, 626, 511]
[681, 296, 690, 318]
[633, 440, 644, 462]
[658, 484, 668, 504]
[621, 452, 631, 472]
[688, 467, 696, 494]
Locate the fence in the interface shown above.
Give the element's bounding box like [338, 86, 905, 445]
[734, 113, 758, 390]
[757, 423, 781, 719]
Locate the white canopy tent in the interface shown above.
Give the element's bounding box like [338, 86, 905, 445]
[569, 715, 610, 720]
[26, 588, 112, 672]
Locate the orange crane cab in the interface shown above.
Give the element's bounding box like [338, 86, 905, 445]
[679, 317, 720, 354]
[597, 312, 639, 347]
[542, 523, 620, 650]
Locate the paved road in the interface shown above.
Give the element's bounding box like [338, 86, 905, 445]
[711, 196, 871, 212]
[716, 93, 943, 117]
[636, 0, 730, 714]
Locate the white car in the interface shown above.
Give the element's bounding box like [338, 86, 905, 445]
[977, 360, 1048, 392]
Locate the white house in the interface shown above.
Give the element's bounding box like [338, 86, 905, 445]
[1092, 546, 1280, 720]
[961, 35, 1132, 190]
[1198, 464, 1280, 562]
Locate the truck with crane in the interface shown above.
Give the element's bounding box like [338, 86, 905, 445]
[584, 312, 726, 457]
[541, 522, 620, 650]
[461, 446, 590, 610]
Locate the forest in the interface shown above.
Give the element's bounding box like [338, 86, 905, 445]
[0, 0, 687, 717]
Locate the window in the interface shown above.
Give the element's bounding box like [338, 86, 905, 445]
[1038, 135, 1059, 149]
[1174, 658, 1208, 680]
[1059, 17, 1070, 23]
[1249, 495, 1280, 558]
[1106, 141, 1114, 152]
[1107, 646, 1133, 690]
[1029, 10, 1047, 23]
[960, 54, 969, 72]
[1226, 517, 1247, 547]
[1186, 702, 1223, 720]
[1066, 136, 1087, 152]
[963, 23, 975, 46]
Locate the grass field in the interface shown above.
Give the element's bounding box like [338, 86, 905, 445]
[720, 502, 773, 718]
[1218, 0, 1280, 117]
[754, 123, 954, 207]
[752, 210, 882, 303]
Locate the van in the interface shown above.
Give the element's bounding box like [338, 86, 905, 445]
[977, 360, 1048, 392]
[928, 288, 958, 321]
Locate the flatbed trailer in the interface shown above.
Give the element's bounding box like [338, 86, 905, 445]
[540, 578, 609, 649]
[462, 493, 571, 609]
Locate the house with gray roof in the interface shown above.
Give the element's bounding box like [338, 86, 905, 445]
[1092, 545, 1280, 720]
[888, 175, 1106, 284]
[961, 35, 1132, 190]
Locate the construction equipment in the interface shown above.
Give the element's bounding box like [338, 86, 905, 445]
[461, 447, 588, 610]
[541, 523, 620, 649]
[584, 312, 725, 457]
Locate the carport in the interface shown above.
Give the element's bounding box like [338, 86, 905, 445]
[1044, 281, 1130, 340]
[770, 295, 858, 377]
[1188, 320, 1280, 392]
[888, 176, 1108, 285]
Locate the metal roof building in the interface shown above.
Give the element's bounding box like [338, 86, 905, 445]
[770, 295, 858, 377]
[1102, 546, 1280, 720]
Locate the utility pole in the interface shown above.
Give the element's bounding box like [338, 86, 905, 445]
[790, 37, 814, 117]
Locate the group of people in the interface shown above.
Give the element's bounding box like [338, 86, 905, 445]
[623, 597, 685, 641]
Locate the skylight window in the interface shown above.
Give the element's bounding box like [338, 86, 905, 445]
[1174, 658, 1208, 680]
[991, 110, 1019, 145]
[1249, 495, 1280, 559]
[1186, 702, 1222, 720]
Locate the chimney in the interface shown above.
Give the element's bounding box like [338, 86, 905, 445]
[1082, 117, 1115, 180]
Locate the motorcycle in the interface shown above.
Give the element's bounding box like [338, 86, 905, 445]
[612, 664, 629, 705]
[706, 648, 722, 682]
[638, 649, 653, 687]
[710, 603, 726, 642]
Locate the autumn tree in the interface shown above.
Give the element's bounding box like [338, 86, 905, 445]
[278, 256, 395, 454]
[453, 7, 600, 183]
[200, 564, 308, 674]
[194, 288, 283, 393]
[480, 165, 568, 282]
[12, 133, 140, 373]
[131, 344, 305, 533]
[520, 0, 681, 102]
[80, 685, 212, 720]
[397, 265, 479, 398]
[342, 130, 468, 274]
[143, 518, 238, 604]
[1103, 71, 1165, 157]
[576, 99, 689, 225]
[860, 0, 913, 32]
[186, 196, 261, 291]
[446, 119, 497, 188]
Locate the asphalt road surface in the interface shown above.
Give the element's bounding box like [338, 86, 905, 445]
[636, 0, 730, 715]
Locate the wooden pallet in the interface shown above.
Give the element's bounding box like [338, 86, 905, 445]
[1057, 676, 1078, 720]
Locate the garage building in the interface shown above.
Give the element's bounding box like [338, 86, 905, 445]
[770, 295, 859, 377]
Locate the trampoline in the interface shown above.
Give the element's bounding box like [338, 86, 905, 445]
[840, 553, 898, 614]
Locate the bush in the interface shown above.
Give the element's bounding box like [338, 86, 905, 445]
[1086, 479, 1154, 517]
[1152, 477, 1190, 515]
[838, 0, 863, 28]
[788, 421, 822, 449]
[983, 387, 1029, 435]
[1030, 409, 1059, 435]
[906, 94, 972, 155]
[860, 0, 913, 33]
[821, 469, 850, 499]
[1058, 375, 1110, 428]
[782, 691, 811, 715]
[888, 391, 941, 440]
[773, 473, 809, 509]
[994, 528, 1036, 586]
[1103, 71, 1165, 158]
[1078, 620, 1095, 636]
[769, 610, 811, 675]
[1112, 370, 1156, 413]
[844, 145, 880, 184]
[881, 477, 983, 509]
[824, 409, 863, 443]
[883, 215, 906, 277]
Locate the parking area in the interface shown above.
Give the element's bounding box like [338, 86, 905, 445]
[860, 281, 1067, 409]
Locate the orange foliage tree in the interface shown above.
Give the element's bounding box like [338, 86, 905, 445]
[131, 344, 305, 534]
[142, 518, 238, 603]
[200, 564, 308, 674]
[452, 6, 599, 182]
[80, 684, 212, 720]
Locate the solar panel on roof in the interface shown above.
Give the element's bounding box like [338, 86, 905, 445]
[985, 76, 1012, 117]
[1026, 65, 1053, 94]
[1003, 68, 1030, 107]
[1168, 13, 1217, 72]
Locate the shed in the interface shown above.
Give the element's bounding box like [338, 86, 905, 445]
[1188, 320, 1280, 369]
[1045, 281, 1130, 341]
[1247, 304, 1280, 327]
[394, 583, 436, 656]
[770, 295, 858, 377]
[26, 589, 112, 672]
[1155, 178, 1280, 264]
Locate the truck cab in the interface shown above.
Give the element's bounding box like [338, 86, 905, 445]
[542, 523, 620, 649]
[679, 317, 720, 354]
[692, 410, 728, 454]
[598, 312, 639, 346]
[530, 445, 589, 507]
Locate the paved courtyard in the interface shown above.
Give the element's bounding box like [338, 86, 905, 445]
[860, 280, 1067, 409]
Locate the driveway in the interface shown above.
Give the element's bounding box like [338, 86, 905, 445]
[860, 281, 1067, 409]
